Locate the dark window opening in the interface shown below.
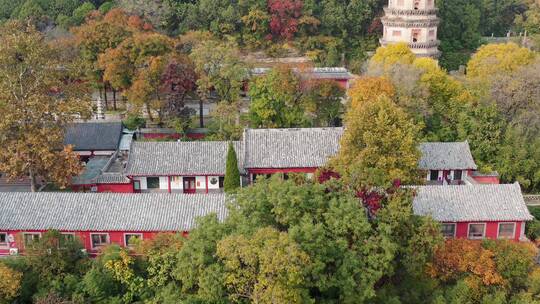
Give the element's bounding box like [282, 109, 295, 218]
[453, 170, 463, 180]
[91, 234, 109, 248]
[441, 224, 456, 238]
[429, 170, 439, 181]
[0, 233, 7, 245]
[147, 177, 160, 189]
[219, 176, 225, 188]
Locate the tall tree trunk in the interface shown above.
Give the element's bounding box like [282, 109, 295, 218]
[29, 168, 37, 192]
[103, 83, 109, 111]
[199, 99, 204, 128]
[146, 102, 154, 121]
[112, 89, 117, 111]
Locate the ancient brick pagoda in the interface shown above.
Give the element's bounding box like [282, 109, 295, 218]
[380, 0, 441, 58]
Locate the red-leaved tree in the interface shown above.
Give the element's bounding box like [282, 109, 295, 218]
[267, 0, 303, 40]
[160, 56, 197, 116]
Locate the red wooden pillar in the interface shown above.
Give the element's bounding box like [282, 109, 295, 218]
[205, 176, 208, 194]
[167, 176, 171, 193]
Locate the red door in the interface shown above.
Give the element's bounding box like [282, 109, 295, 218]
[183, 177, 196, 194]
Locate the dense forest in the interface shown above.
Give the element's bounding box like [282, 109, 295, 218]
[0, 0, 539, 70]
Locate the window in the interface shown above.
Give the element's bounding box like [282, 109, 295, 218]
[146, 177, 160, 189]
[124, 233, 142, 247]
[0, 233, 7, 248]
[498, 223, 516, 239]
[429, 170, 439, 181]
[91, 233, 109, 249]
[392, 30, 401, 37]
[414, 0, 420, 9]
[23, 233, 41, 247]
[219, 176, 225, 188]
[468, 223, 486, 239]
[441, 223, 456, 238]
[412, 29, 421, 42]
[59, 233, 75, 247]
[453, 170, 462, 181]
[134, 180, 141, 190]
[429, 29, 435, 37]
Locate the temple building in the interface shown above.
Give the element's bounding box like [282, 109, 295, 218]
[380, 0, 441, 58]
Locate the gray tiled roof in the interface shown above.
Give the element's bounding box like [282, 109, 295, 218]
[0, 192, 227, 231]
[243, 128, 343, 168]
[64, 122, 123, 151]
[412, 183, 532, 222]
[418, 142, 477, 170]
[72, 156, 110, 185]
[251, 67, 353, 79]
[126, 141, 243, 175]
[93, 173, 131, 184]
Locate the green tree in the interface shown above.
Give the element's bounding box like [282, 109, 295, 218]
[302, 79, 345, 127]
[25, 231, 88, 284]
[71, 2, 96, 26]
[217, 227, 311, 303]
[496, 127, 540, 192]
[190, 39, 248, 127]
[248, 66, 308, 128]
[437, 0, 482, 70]
[224, 142, 241, 193]
[176, 177, 400, 303]
[0, 21, 91, 191]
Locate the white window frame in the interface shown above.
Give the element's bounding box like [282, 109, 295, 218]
[23, 232, 41, 247]
[497, 222, 516, 239]
[0, 232, 8, 248]
[90, 233, 110, 250]
[467, 223, 486, 239]
[441, 223, 457, 238]
[124, 233, 143, 248]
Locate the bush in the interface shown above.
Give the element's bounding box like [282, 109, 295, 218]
[123, 115, 146, 131]
[98, 2, 115, 14]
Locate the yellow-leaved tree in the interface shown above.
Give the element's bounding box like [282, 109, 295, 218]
[0, 21, 91, 191]
[369, 43, 416, 73]
[332, 93, 422, 189]
[467, 43, 536, 81]
[0, 263, 23, 303]
[348, 76, 395, 110]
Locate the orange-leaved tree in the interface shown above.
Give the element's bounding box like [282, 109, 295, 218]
[0, 21, 91, 191]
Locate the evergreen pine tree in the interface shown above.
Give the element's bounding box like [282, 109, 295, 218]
[224, 142, 240, 192]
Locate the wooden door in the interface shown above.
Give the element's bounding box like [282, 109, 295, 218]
[183, 177, 196, 194]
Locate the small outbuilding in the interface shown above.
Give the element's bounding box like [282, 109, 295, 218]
[412, 183, 533, 241]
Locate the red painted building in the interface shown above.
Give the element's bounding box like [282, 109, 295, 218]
[242, 128, 344, 181]
[413, 183, 532, 241]
[0, 192, 226, 256]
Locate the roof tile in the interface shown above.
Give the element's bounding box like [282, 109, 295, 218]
[412, 183, 532, 222]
